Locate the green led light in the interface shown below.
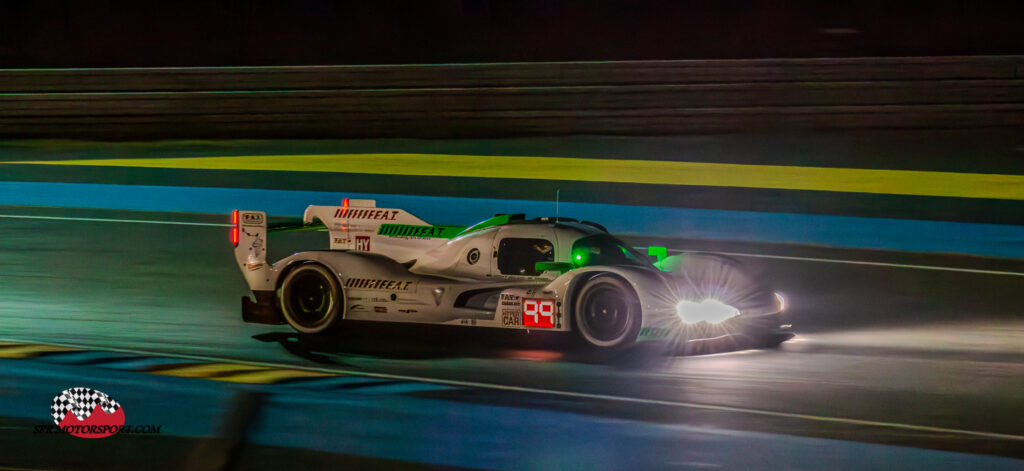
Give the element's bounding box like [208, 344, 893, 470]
[570, 247, 591, 268]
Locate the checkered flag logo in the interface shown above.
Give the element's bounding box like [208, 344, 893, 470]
[50, 387, 121, 425]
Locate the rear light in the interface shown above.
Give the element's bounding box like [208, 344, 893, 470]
[231, 210, 239, 246]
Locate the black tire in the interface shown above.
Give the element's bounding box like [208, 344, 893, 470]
[278, 264, 343, 334]
[572, 275, 642, 351]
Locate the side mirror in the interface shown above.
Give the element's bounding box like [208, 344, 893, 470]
[535, 261, 572, 274]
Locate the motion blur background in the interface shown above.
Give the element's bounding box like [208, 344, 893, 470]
[1, 1, 1022, 470]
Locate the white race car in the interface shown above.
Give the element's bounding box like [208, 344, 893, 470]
[232, 199, 791, 352]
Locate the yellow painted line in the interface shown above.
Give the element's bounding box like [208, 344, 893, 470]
[149, 362, 335, 384]
[150, 362, 266, 379]
[211, 369, 336, 384]
[0, 344, 78, 359]
[0, 339, 332, 385]
[10, 154, 1024, 200]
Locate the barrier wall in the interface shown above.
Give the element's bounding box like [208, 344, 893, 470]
[1, 56, 1021, 138]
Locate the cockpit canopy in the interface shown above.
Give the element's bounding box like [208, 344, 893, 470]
[569, 234, 652, 269]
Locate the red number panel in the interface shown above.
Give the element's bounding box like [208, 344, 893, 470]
[522, 299, 556, 328]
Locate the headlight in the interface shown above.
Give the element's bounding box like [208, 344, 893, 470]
[676, 299, 739, 324]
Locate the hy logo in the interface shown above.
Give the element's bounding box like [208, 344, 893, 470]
[355, 236, 371, 251]
[50, 387, 125, 438]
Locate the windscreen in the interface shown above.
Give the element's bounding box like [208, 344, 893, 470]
[570, 234, 652, 268]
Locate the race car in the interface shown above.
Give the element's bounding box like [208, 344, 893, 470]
[231, 198, 791, 352]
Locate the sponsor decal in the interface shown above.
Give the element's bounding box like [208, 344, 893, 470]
[241, 212, 264, 226]
[344, 278, 414, 291]
[466, 248, 481, 265]
[377, 224, 463, 239]
[333, 237, 350, 245]
[523, 299, 556, 328]
[334, 208, 399, 221]
[397, 308, 418, 313]
[355, 236, 371, 251]
[246, 262, 264, 271]
[44, 387, 161, 439]
[501, 309, 522, 327]
[500, 300, 519, 306]
[374, 306, 388, 313]
[242, 229, 264, 255]
[500, 293, 520, 301]
[348, 304, 367, 312]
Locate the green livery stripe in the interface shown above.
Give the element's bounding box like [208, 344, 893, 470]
[378, 223, 466, 239]
[10, 153, 1024, 200]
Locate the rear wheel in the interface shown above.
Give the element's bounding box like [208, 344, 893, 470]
[279, 264, 343, 334]
[572, 275, 642, 351]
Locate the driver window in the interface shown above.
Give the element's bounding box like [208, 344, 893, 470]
[497, 238, 554, 276]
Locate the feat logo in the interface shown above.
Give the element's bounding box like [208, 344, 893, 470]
[355, 236, 371, 251]
[344, 278, 415, 291]
[241, 212, 264, 226]
[50, 387, 125, 439]
[333, 208, 399, 220]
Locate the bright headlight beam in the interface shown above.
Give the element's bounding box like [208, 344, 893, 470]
[676, 299, 739, 325]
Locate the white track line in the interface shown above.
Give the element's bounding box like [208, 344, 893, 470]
[688, 250, 1024, 277]
[3, 213, 1020, 276]
[0, 214, 230, 227]
[3, 336, 1022, 442]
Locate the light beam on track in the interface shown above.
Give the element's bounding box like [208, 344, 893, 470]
[686, 250, 1024, 277]
[0, 214, 231, 227]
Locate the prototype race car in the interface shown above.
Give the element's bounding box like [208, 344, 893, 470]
[232, 199, 791, 352]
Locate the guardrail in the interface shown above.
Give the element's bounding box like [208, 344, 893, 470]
[1, 56, 1021, 138]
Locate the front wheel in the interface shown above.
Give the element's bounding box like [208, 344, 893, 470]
[572, 275, 642, 351]
[278, 264, 343, 334]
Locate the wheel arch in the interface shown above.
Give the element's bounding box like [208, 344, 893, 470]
[564, 270, 643, 343]
[276, 259, 349, 324]
[276, 258, 331, 291]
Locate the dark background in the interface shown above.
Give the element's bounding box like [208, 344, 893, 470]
[2, 0, 1023, 67]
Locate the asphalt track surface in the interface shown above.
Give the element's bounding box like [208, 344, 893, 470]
[1, 205, 1023, 467]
